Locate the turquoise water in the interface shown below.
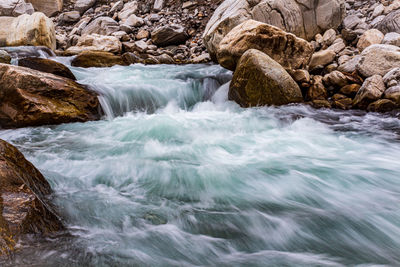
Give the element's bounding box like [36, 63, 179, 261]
[1, 63, 400, 266]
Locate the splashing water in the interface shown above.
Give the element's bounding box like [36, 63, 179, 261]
[1, 63, 400, 266]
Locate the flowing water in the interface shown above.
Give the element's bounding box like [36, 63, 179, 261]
[1, 62, 400, 266]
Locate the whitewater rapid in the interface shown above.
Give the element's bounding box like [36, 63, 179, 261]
[1, 62, 400, 266]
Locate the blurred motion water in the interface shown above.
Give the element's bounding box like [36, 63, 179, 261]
[1, 63, 400, 266]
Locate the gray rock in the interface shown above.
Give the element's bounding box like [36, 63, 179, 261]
[121, 14, 144, 27]
[75, 0, 96, 15]
[81, 17, 120, 36]
[383, 68, 400, 87]
[151, 24, 189, 47]
[59, 11, 81, 24]
[153, 0, 164, 12]
[377, 10, 400, 34]
[384, 85, 400, 105]
[338, 55, 361, 73]
[357, 44, 400, 77]
[0, 0, 34, 16]
[383, 32, 400, 47]
[118, 1, 138, 21]
[353, 75, 386, 109]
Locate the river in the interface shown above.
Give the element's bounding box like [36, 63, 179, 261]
[1, 60, 400, 266]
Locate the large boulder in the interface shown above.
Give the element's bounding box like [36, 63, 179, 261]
[377, 10, 400, 34]
[25, 0, 63, 17]
[151, 24, 189, 47]
[0, 12, 56, 50]
[71, 50, 128, 68]
[0, 64, 101, 128]
[81, 17, 120, 36]
[217, 20, 313, 71]
[229, 49, 303, 107]
[65, 34, 122, 55]
[203, 0, 345, 60]
[357, 44, 400, 77]
[0, 0, 34, 17]
[353, 75, 386, 109]
[0, 139, 63, 256]
[18, 57, 76, 80]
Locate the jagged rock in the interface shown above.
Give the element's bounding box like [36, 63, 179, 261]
[0, 12, 56, 50]
[71, 50, 128, 68]
[123, 40, 148, 53]
[384, 86, 400, 105]
[18, 57, 76, 80]
[367, 99, 398, 112]
[118, 1, 138, 21]
[327, 38, 346, 53]
[81, 17, 120, 36]
[65, 34, 122, 55]
[0, 64, 100, 128]
[383, 68, 400, 88]
[307, 76, 327, 101]
[383, 32, 400, 47]
[311, 99, 331, 109]
[59, 11, 80, 24]
[357, 44, 400, 77]
[357, 29, 384, 51]
[0, 50, 11, 64]
[323, 71, 349, 88]
[291, 69, 310, 84]
[309, 49, 336, 71]
[203, 0, 345, 60]
[153, 0, 164, 12]
[136, 29, 150, 40]
[338, 55, 361, 73]
[353, 75, 385, 109]
[75, 0, 96, 15]
[333, 96, 352, 110]
[377, 10, 400, 34]
[0, 0, 34, 17]
[339, 84, 361, 98]
[1, 46, 54, 59]
[229, 49, 303, 107]
[0, 139, 64, 256]
[322, 29, 337, 47]
[151, 24, 189, 47]
[25, 0, 63, 17]
[122, 52, 142, 64]
[216, 20, 313, 71]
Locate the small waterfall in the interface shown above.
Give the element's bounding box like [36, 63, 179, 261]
[2, 46, 55, 64]
[70, 64, 232, 119]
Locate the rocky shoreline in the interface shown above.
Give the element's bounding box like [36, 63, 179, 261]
[1, 0, 400, 258]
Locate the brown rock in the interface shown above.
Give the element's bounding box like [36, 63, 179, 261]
[217, 20, 314, 71]
[309, 49, 336, 71]
[18, 57, 76, 80]
[384, 85, 400, 104]
[25, 0, 62, 17]
[339, 84, 361, 98]
[307, 76, 327, 101]
[71, 51, 128, 68]
[311, 100, 332, 109]
[367, 99, 398, 112]
[229, 49, 303, 107]
[151, 24, 189, 47]
[0, 64, 101, 128]
[357, 29, 384, 52]
[332, 96, 353, 110]
[0, 139, 63, 255]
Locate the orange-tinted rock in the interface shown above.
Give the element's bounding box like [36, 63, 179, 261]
[18, 57, 76, 80]
[0, 63, 101, 128]
[71, 50, 128, 68]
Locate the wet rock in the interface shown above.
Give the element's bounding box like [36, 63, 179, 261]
[121, 52, 142, 65]
[323, 71, 349, 88]
[0, 51, 11, 64]
[26, 0, 63, 17]
[217, 20, 314, 71]
[339, 84, 361, 98]
[309, 49, 336, 71]
[357, 29, 384, 51]
[71, 50, 127, 68]
[65, 34, 122, 55]
[291, 69, 310, 84]
[0, 139, 64, 256]
[18, 57, 76, 80]
[384, 85, 400, 105]
[0, 64, 100, 128]
[0, 0, 34, 17]
[311, 99, 332, 109]
[203, 0, 345, 61]
[307, 76, 327, 101]
[229, 49, 303, 107]
[81, 17, 120, 36]
[75, 0, 96, 15]
[0, 12, 56, 50]
[151, 24, 189, 47]
[353, 75, 385, 109]
[367, 99, 398, 112]
[357, 44, 400, 77]
[333, 96, 353, 110]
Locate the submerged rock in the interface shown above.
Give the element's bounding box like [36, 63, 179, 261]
[71, 50, 128, 68]
[18, 57, 76, 80]
[0, 139, 64, 256]
[217, 20, 313, 71]
[0, 64, 101, 128]
[229, 49, 303, 107]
